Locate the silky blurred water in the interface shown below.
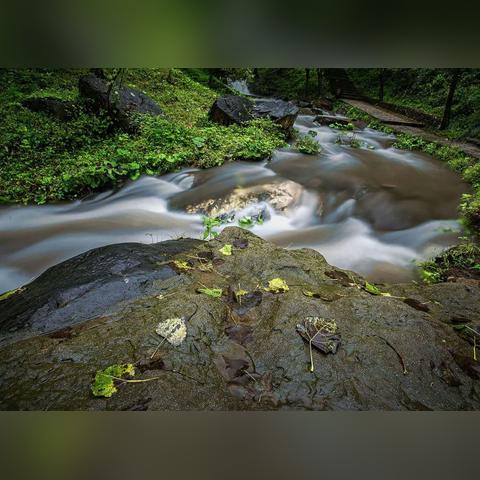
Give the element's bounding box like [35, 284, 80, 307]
[0, 114, 468, 292]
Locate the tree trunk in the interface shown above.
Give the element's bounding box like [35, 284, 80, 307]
[305, 68, 310, 97]
[440, 70, 461, 130]
[317, 68, 322, 94]
[379, 69, 385, 102]
[91, 68, 106, 79]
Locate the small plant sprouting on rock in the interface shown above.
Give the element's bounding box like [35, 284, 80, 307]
[420, 268, 441, 284]
[202, 216, 222, 240]
[234, 288, 248, 304]
[264, 277, 289, 293]
[335, 132, 368, 149]
[452, 324, 479, 360]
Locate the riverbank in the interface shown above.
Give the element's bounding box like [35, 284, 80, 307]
[341, 98, 480, 159]
[0, 69, 285, 204]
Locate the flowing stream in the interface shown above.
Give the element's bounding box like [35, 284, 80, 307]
[0, 113, 469, 293]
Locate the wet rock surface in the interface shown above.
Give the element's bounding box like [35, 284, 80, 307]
[0, 227, 479, 410]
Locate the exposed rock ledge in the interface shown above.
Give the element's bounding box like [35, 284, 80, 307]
[0, 227, 479, 410]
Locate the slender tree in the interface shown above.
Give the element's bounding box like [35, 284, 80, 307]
[378, 68, 386, 102]
[316, 68, 322, 94]
[305, 68, 311, 97]
[440, 69, 462, 130]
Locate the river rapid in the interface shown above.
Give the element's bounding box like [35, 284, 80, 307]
[0, 112, 468, 292]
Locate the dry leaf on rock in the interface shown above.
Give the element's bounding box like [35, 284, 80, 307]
[156, 317, 187, 346]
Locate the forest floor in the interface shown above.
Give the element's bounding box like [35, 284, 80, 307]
[343, 99, 480, 159]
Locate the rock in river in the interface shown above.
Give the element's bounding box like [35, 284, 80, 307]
[0, 228, 479, 410]
[186, 179, 304, 217]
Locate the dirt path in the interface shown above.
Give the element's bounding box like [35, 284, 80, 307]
[343, 99, 480, 159]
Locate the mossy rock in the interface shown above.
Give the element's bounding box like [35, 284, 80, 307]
[0, 228, 479, 410]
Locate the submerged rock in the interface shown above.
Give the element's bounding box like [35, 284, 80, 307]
[186, 179, 304, 217]
[0, 227, 479, 410]
[209, 95, 299, 133]
[314, 114, 351, 126]
[79, 75, 164, 131]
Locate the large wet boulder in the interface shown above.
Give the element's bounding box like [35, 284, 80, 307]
[209, 95, 299, 133]
[314, 114, 351, 126]
[0, 239, 201, 347]
[23, 96, 77, 121]
[0, 227, 479, 410]
[208, 95, 253, 126]
[79, 75, 164, 131]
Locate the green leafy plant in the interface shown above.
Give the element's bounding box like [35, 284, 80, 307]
[460, 194, 480, 231]
[418, 243, 480, 283]
[329, 122, 354, 131]
[238, 214, 264, 228]
[91, 364, 135, 398]
[202, 216, 222, 239]
[363, 281, 391, 296]
[295, 131, 321, 154]
[238, 216, 254, 228]
[420, 268, 441, 284]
